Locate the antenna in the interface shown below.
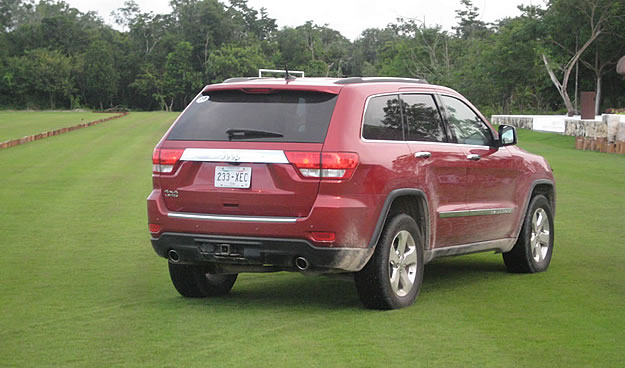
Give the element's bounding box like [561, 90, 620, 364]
[284, 64, 295, 81]
[258, 69, 305, 78]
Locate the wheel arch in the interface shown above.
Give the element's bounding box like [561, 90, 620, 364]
[513, 179, 556, 242]
[368, 189, 431, 251]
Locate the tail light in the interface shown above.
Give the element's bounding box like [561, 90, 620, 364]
[153, 148, 185, 174]
[285, 151, 359, 180]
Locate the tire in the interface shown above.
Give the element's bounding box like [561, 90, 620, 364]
[354, 214, 424, 310]
[168, 263, 206, 298]
[192, 268, 237, 297]
[168, 263, 237, 297]
[503, 194, 554, 273]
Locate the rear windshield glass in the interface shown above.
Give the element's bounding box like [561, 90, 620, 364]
[167, 90, 338, 142]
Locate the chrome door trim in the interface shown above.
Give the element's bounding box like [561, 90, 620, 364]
[180, 148, 289, 164]
[168, 211, 298, 223]
[439, 207, 514, 218]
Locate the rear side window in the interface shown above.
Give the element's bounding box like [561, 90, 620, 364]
[167, 90, 338, 142]
[401, 94, 447, 142]
[362, 95, 403, 141]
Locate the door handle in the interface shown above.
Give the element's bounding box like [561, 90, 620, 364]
[414, 151, 432, 159]
[467, 154, 481, 161]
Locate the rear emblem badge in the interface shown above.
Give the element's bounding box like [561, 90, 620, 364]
[164, 189, 179, 198]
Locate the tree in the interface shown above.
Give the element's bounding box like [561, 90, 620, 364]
[541, 0, 622, 115]
[206, 43, 267, 83]
[381, 19, 455, 84]
[79, 40, 119, 109]
[163, 41, 201, 111]
[130, 63, 167, 111]
[453, 0, 490, 40]
[0, 0, 34, 32]
[24, 48, 74, 109]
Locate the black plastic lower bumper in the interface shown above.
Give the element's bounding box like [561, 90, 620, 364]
[151, 232, 372, 273]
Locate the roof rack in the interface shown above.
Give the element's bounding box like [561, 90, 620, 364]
[335, 77, 428, 85]
[259, 69, 305, 78]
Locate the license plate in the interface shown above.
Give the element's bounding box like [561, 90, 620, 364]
[215, 166, 252, 188]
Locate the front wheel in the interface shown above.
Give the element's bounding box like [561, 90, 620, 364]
[354, 214, 424, 310]
[503, 194, 554, 273]
[168, 263, 237, 297]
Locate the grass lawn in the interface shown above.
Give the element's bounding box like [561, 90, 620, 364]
[1, 112, 623, 367]
[0, 111, 119, 142]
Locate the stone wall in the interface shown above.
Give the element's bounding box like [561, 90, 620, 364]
[490, 115, 534, 130]
[564, 115, 625, 154]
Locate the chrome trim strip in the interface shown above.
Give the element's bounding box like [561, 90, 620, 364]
[168, 212, 298, 223]
[439, 208, 514, 218]
[180, 148, 289, 164]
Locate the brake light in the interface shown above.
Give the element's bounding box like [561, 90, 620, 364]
[153, 148, 185, 174]
[241, 88, 273, 94]
[285, 151, 359, 180]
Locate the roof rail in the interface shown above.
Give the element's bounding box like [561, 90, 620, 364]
[335, 77, 428, 85]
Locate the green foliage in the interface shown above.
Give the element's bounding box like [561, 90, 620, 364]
[5, 48, 74, 109]
[163, 41, 202, 111]
[206, 43, 267, 83]
[79, 40, 120, 109]
[0, 0, 624, 113]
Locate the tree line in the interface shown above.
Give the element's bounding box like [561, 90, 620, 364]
[0, 0, 623, 115]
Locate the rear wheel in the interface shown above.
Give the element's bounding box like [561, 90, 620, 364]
[503, 195, 554, 273]
[354, 214, 424, 310]
[168, 263, 237, 297]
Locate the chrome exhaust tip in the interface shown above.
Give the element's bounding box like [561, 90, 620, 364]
[295, 256, 310, 271]
[168, 249, 180, 263]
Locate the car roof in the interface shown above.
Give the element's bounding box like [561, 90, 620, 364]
[201, 77, 458, 96]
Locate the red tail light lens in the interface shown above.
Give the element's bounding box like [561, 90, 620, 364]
[285, 151, 359, 180]
[153, 148, 185, 174]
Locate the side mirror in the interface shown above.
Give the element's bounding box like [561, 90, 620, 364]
[498, 125, 517, 147]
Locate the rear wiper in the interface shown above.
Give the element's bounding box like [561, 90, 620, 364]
[226, 129, 284, 140]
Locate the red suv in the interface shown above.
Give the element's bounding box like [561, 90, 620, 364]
[148, 76, 556, 309]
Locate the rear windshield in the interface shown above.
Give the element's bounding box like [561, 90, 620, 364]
[167, 90, 338, 142]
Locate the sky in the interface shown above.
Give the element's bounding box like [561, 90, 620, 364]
[65, 0, 534, 40]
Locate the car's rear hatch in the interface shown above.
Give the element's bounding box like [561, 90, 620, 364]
[154, 86, 340, 218]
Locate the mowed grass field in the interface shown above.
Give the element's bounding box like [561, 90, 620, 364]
[1, 112, 624, 367]
[0, 111, 119, 141]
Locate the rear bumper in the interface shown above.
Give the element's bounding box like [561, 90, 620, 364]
[151, 232, 372, 273]
[147, 189, 382, 249]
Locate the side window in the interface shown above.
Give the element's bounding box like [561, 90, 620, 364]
[401, 94, 447, 142]
[362, 95, 403, 141]
[441, 96, 493, 146]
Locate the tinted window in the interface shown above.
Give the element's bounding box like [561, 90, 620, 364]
[441, 96, 493, 146]
[362, 95, 403, 141]
[401, 94, 447, 142]
[167, 90, 338, 142]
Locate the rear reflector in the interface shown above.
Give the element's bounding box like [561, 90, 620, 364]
[310, 231, 336, 242]
[285, 151, 359, 180]
[148, 223, 161, 233]
[153, 148, 185, 174]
